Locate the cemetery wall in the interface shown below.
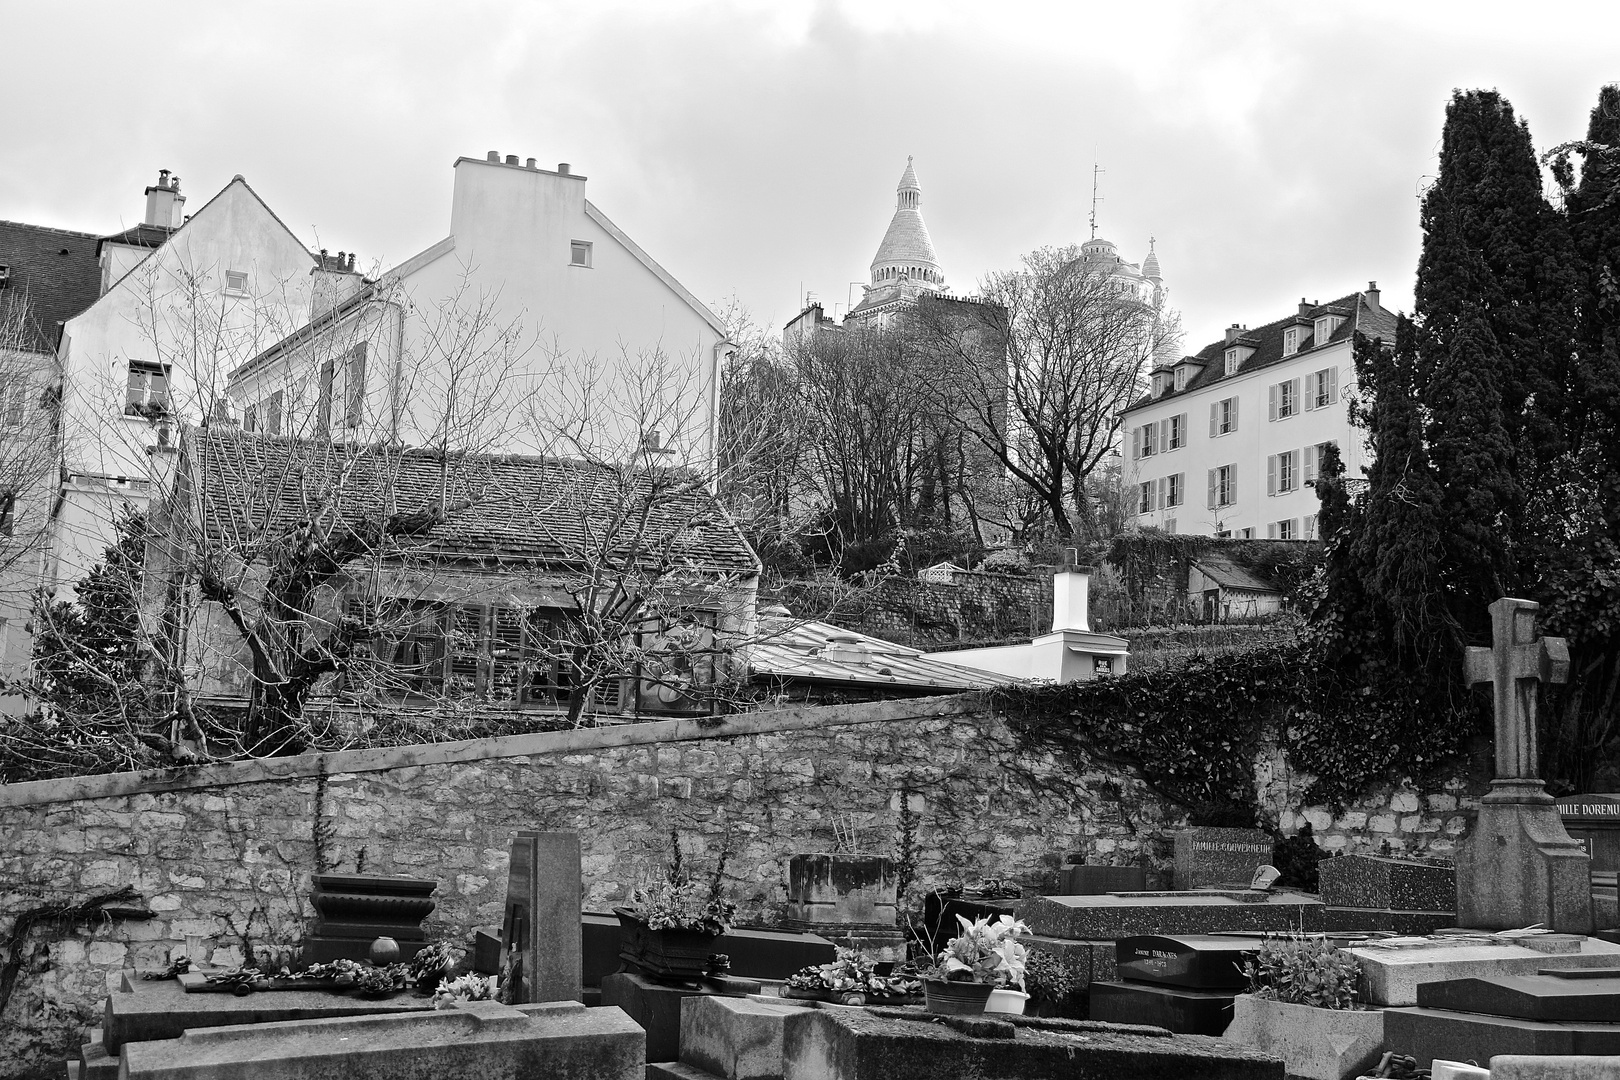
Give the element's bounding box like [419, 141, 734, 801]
[0, 694, 1482, 1077]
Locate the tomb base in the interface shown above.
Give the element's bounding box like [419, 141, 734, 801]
[1456, 779, 1594, 934]
[1384, 1005, 1620, 1062]
[1087, 980, 1236, 1036]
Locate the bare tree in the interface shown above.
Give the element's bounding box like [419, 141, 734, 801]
[912, 247, 1181, 543]
[0, 291, 64, 583]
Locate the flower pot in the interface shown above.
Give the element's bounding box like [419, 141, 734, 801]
[923, 978, 994, 1015]
[614, 907, 724, 984]
[1222, 994, 1384, 1080]
[985, 988, 1029, 1015]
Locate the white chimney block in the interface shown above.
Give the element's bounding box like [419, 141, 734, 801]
[1052, 567, 1091, 632]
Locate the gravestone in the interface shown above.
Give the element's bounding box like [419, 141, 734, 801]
[785, 853, 904, 960]
[1416, 970, 1620, 1023]
[302, 873, 437, 964]
[1557, 794, 1620, 929]
[1318, 854, 1454, 912]
[1173, 827, 1273, 889]
[501, 830, 583, 1004]
[1021, 890, 1326, 941]
[1089, 935, 1255, 1035]
[1059, 864, 1147, 895]
[1455, 597, 1593, 934]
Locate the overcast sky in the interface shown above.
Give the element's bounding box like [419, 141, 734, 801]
[2, 1, 1616, 351]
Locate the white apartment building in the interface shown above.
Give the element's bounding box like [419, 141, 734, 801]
[1119, 284, 1394, 540]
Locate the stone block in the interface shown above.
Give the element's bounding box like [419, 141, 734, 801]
[779, 1003, 1283, 1079]
[1021, 890, 1325, 941]
[1384, 1005, 1620, 1062]
[1416, 972, 1620, 1022]
[120, 999, 644, 1080]
[1320, 906, 1458, 936]
[1087, 980, 1236, 1036]
[1058, 864, 1147, 895]
[1221, 994, 1385, 1080]
[102, 977, 434, 1052]
[1346, 938, 1620, 1007]
[601, 970, 709, 1063]
[501, 831, 583, 1004]
[1456, 782, 1594, 934]
[1490, 1056, 1620, 1079]
[1173, 827, 1274, 889]
[680, 994, 801, 1080]
[1318, 853, 1455, 911]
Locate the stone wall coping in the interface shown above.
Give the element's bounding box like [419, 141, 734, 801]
[0, 693, 979, 809]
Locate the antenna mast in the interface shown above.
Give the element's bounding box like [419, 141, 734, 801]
[1089, 163, 1105, 240]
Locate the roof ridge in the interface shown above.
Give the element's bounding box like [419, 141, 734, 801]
[0, 219, 102, 239]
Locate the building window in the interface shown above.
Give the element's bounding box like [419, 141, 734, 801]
[224, 270, 249, 295]
[124, 361, 170, 417]
[1164, 517, 1177, 534]
[1304, 514, 1319, 540]
[1210, 396, 1238, 437]
[0, 491, 13, 536]
[1174, 366, 1188, 391]
[1305, 367, 1339, 410]
[1163, 413, 1186, 450]
[1238, 527, 1255, 539]
[258, 390, 284, 436]
[1269, 450, 1298, 495]
[1283, 327, 1299, 356]
[373, 601, 574, 706]
[1224, 348, 1240, 375]
[633, 614, 720, 716]
[1269, 518, 1297, 540]
[570, 241, 593, 267]
[1303, 440, 1338, 484]
[1152, 372, 1167, 398]
[0, 382, 28, 427]
[1163, 472, 1183, 508]
[1314, 316, 1342, 344]
[1208, 463, 1236, 508]
[1138, 481, 1156, 515]
[1270, 378, 1299, 420]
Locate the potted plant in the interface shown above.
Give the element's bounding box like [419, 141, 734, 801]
[615, 831, 737, 983]
[409, 940, 465, 994]
[1222, 934, 1384, 1080]
[783, 947, 923, 1005]
[923, 913, 1030, 1015]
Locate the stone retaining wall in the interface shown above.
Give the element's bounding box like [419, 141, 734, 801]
[0, 695, 1484, 1079]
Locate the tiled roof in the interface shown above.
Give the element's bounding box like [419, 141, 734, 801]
[750, 615, 1009, 689]
[100, 223, 176, 250]
[182, 428, 758, 573]
[1126, 291, 1398, 413]
[0, 220, 103, 353]
[1193, 556, 1281, 595]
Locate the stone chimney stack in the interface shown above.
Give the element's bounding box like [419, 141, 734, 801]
[144, 170, 186, 229]
[1052, 559, 1093, 633]
[1365, 280, 1381, 311]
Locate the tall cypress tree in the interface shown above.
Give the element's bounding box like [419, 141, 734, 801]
[1415, 89, 1576, 640]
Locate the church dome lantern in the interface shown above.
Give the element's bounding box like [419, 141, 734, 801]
[867, 156, 945, 292]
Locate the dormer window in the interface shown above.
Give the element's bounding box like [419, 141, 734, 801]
[1174, 366, 1188, 392]
[1225, 348, 1240, 376]
[1283, 328, 1299, 357]
[1152, 372, 1167, 398]
[1314, 315, 1342, 343]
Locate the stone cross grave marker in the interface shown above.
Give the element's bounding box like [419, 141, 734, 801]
[1455, 597, 1592, 933]
[499, 830, 583, 1004]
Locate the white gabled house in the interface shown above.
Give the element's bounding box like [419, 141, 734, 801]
[1119, 283, 1395, 540]
[226, 153, 731, 472]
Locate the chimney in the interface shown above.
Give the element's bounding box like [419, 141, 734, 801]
[526, 157, 537, 169]
[1365, 280, 1381, 311]
[143, 169, 186, 229]
[557, 163, 571, 176]
[1224, 323, 1243, 345]
[1052, 562, 1093, 632]
[505, 154, 518, 165]
[486, 150, 499, 162]
[1298, 298, 1313, 318]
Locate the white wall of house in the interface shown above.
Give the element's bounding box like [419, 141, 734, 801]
[231, 155, 729, 469]
[1121, 299, 1378, 540]
[51, 178, 317, 589]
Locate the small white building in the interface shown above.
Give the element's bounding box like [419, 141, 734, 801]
[924, 565, 1128, 683]
[1120, 285, 1395, 540]
[228, 153, 730, 471]
[51, 172, 324, 591]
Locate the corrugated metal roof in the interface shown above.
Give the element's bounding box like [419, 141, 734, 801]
[750, 615, 1010, 689]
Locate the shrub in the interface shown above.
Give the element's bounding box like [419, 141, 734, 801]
[1242, 935, 1359, 1009]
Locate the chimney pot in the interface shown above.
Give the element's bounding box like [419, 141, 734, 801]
[558, 162, 571, 175]
[347, 253, 356, 272]
[487, 150, 499, 161]
[505, 154, 518, 165]
[526, 157, 537, 169]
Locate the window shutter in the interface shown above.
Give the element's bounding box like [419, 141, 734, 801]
[1304, 444, 1317, 484]
[1267, 521, 1279, 540]
[1207, 469, 1217, 510]
[1209, 403, 1219, 438]
[1328, 366, 1339, 404]
[1157, 477, 1167, 510]
[1304, 372, 1317, 411]
[316, 360, 335, 437]
[1267, 454, 1276, 496]
[1268, 383, 1278, 421]
[1157, 418, 1169, 451]
[1132, 426, 1141, 459]
[1231, 397, 1239, 430]
[345, 343, 368, 428]
[267, 390, 284, 436]
[1291, 378, 1302, 412]
[1179, 413, 1188, 447]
